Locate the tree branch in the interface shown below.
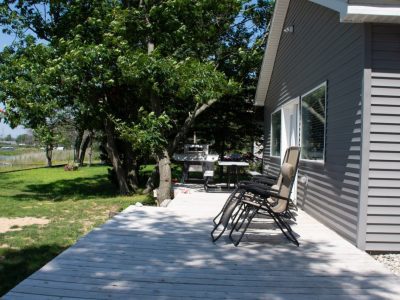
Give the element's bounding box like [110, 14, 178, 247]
[302, 102, 325, 124]
[5, 4, 50, 41]
[169, 98, 218, 155]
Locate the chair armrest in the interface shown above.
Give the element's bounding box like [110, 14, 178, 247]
[242, 182, 276, 191]
[244, 185, 291, 202]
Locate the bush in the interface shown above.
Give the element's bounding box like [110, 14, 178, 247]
[64, 163, 79, 171]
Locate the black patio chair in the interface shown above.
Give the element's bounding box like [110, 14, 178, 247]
[211, 147, 300, 242]
[228, 152, 300, 246]
[211, 148, 290, 227]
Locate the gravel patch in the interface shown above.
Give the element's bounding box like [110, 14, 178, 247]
[371, 253, 400, 276]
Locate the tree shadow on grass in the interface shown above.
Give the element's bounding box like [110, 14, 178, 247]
[0, 244, 68, 296]
[11, 175, 119, 202]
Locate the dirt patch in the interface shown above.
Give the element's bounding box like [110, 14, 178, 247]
[107, 205, 122, 218]
[0, 217, 50, 233]
[81, 220, 95, 233]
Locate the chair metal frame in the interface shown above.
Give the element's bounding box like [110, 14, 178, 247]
[228, 148, 301, 246]
[211, 147, 300, 243]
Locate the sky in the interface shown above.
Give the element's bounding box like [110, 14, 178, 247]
[0, 31, 29, 138]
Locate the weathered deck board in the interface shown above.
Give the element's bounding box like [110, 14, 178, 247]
[4, 184, 400, 299]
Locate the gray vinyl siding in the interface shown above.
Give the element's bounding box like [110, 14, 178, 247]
[366, 24, 400, 251]
[263, 0, 364, 244]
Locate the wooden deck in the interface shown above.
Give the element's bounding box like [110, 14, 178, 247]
[5, 184, 400, 299]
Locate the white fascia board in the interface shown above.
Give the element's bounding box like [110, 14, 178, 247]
[255, 0, 290, 106]
[344, 6, 400, 23]
[311, 0, 400, 22]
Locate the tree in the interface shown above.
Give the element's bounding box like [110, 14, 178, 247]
[118, 52, 236, 203]
[0, 0, 273, 205]
[4, 134, 13, 141]
[43, 0, 238, 201]
[0, 1, 138, 188]
[45, 2, 146, 194]
[33, 124, 59, 166]
[16, 133, 34, 145]
[125, 0, 272, 203]
[0, 38, 68, 166]
[113, 0, 245, 204]
[194, 0, 273, 159]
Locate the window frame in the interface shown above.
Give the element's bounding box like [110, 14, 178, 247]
[300, 82, 327, 163]
[270, 109, 282, 158]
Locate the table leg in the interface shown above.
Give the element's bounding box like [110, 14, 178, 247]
[227, 166, 231, 188]
[235, 166, 239, 186]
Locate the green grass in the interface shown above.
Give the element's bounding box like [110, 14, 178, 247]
[0, 164, 44, 173]
[0, 165, 154, 296]
[139, 163, 183, 183]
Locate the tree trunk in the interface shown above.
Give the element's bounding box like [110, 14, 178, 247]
[45, 145, 53, 167]
[88, 131, 93, 167]
[78, 132, 90, 166]
[156, 149, 172, 206]
[127, 164, 139, 192]
[220, 135, 226, 160]
[143, 168, 159, 194]
[123, 147, 139, 192]
[104, 120, 130, 195]
[141, 5, 171, 203]
[74, 129, 84, 163]
[219, 135, 226, 179]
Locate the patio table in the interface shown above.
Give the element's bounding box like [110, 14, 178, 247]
[217, 161, 249, 188]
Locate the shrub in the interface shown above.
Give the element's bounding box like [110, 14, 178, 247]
[64, 163, 79, 171]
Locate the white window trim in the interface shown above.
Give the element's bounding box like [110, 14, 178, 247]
[270, 108, 282, 158]
[300, 81, 327, 163]
[282, 97, 300, 149]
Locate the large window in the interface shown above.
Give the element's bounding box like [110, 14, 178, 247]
[271, 110, 281, 157]
[301, 83, 326, 161]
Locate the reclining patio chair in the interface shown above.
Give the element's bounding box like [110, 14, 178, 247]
[238, 147, 291, 189]
[212, 148, 290, 226]
[211, 147, 300, 242]
[228, 153, 300, 247]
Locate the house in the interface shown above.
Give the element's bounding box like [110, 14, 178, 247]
[255, 0, 400, 251]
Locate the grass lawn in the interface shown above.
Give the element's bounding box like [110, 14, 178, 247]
[0, 165, 154, 296]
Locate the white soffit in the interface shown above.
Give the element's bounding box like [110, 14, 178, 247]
[311, 0, 400, 23]
[255, 0, 400, 107]
[345, 5, 400, 23]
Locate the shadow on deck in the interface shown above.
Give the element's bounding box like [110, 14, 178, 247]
[5, 185, 400, 299]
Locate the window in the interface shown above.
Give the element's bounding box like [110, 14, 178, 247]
[271, 110, 281, 157]
[301, 83, 326, 161]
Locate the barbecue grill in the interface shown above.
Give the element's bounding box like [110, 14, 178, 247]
[173, 144, 218, 182]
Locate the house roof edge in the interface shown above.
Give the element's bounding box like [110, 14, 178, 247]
[255, 0, 400, 107]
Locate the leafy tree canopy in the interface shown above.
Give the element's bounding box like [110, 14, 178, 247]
[0, 0, 273, 200]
